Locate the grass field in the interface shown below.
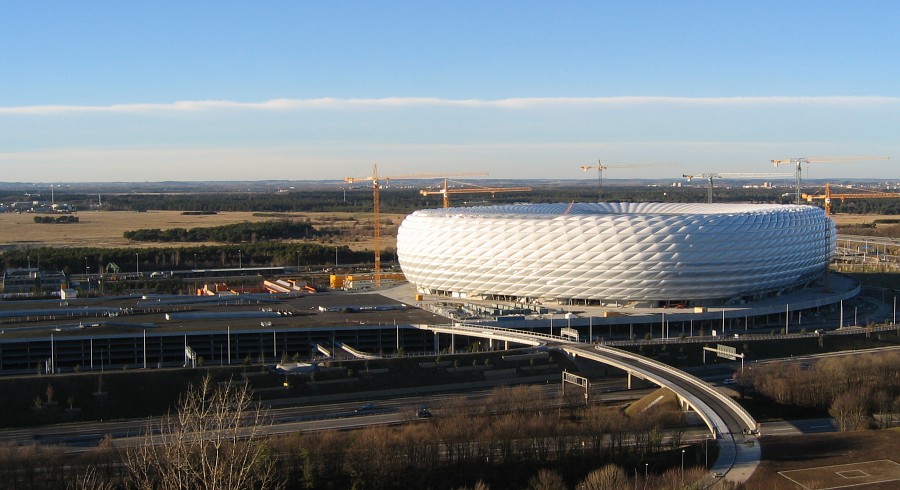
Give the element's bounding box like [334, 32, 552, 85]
[0, 210, 404, 251]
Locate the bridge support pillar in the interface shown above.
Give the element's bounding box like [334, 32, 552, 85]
[677, 394, 689, 411]
[627, 372, 632, 389]
[433, 333, 440, 354]
[505, 340, 509, 350]
[488, 338, 494, 350]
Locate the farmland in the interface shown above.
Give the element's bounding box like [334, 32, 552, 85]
[0, 210, 404, 251]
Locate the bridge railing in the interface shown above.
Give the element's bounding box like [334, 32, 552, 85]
[444, 322, 569, 342]
[594, 344, 757, 433]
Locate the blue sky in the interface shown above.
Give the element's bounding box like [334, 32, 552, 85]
[1, 1, 897, 182]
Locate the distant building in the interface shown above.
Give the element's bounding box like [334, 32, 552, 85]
[1, 268, 66, 295]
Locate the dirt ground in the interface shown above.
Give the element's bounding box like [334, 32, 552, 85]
[0, 210, 404, 251]
[741, 429, 900, 490]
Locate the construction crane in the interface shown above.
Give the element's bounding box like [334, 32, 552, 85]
[344, 164, 487, 286]
[771, 156, 890, 205]
[580, 162, 675, 200]
[682, 172, 792, 203]
[419, 179, 532, 208]
[803, 183, 900, 215]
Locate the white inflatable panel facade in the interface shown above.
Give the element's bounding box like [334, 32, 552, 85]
[396, 202, 836, 303]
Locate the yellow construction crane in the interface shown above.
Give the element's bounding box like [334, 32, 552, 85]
[803, 183, 900, 215]
[419, 179, 532, 208]
[683, 172, 792, 203]
[580, 162, 675, 200]
[771, 156, 890, 205]
[344, 164, 487, 286]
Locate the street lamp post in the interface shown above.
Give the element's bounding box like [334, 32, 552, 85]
[238, 250, 242, 269]
[135, 252, 139, 275]
[681, 449, 685, 484]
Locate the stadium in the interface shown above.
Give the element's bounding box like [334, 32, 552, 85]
[396, 202, 836, 307]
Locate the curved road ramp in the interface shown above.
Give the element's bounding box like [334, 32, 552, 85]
[418, 323, 760, 486]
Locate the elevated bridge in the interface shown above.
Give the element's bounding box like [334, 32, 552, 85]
[415, 322, 760, 485]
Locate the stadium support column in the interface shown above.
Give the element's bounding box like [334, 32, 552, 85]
[433, 332, 440, 354]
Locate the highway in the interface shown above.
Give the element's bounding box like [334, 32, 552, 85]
[0, 381, 651, 452]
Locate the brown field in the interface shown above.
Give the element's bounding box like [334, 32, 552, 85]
[0, 210, 404, 251]
[831, 214, 900, 226]
[1, 210, 895, 252]
[742, 429, 900, 490]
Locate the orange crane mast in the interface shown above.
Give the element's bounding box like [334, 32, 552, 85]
[803, 183, 900, 215]
[344, 164, 487, 286]
[419, 179, 532, 208]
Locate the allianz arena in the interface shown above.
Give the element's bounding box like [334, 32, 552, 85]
[396, 202, 836, 305]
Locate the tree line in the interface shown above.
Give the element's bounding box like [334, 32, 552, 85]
[5, 184, 897, 215]
[0, 379, 708, 490]
[123, 220, 328, 243]
[33, 215, 79, 224]
[0, 243, 383, 277]
[737, 350, 900, 431]
[0, 184, 804, 215]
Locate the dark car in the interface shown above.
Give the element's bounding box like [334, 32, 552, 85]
[354, 403, 375, 413]
[415, 408, 433, 418]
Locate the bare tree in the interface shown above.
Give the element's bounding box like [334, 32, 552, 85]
[125, 375, 282, 490]
[578, 463, 628, 489]
[829, 389, 868, 431]
[528, 468, 566, 490]
[67, 466, 116, 490]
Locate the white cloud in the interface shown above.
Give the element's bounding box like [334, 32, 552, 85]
[2, 96, 898, 115]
